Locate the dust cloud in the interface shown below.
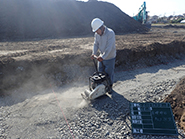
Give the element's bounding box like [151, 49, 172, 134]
[0, 81, 89, 113]
[52, 83, 89, 109]
[1, 62, 92, 109]
[1, 52, 92, 109]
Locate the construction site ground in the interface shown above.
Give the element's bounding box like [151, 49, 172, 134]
[1, 25, 185, 138]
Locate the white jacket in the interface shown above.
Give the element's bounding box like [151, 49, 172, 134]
[92, 27, 116, 60]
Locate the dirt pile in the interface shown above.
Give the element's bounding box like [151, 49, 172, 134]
[0, 0, 148, 40]
[163, 24, 185, 29]
[163, 77, 185, 131]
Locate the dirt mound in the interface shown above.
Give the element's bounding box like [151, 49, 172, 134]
[163, 77, 185, 131]
[163, 24, 185, 29]
[0, 0, 148, 40]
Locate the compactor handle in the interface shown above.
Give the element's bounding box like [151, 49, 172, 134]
[92, 55, 105, 73]
[93, 59, 98, 72]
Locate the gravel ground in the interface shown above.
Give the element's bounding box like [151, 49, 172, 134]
[1, 57, 185, 139]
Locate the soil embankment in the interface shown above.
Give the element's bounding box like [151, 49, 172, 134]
[1, 26, 185, 93]
[163, 75, 185, 131]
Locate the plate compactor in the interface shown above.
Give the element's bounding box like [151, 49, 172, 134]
[81, 58, 112, 100]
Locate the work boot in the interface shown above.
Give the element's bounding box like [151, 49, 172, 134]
[107, 84, 113, 94]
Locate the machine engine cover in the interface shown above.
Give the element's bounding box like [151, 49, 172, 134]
[89, 84, 106, 100]
[82, 84, 106, 100]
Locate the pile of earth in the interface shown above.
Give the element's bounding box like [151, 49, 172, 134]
[163, 24, 185, 29]
[0, 0, 148, 40]
[163, 77, 185, 131]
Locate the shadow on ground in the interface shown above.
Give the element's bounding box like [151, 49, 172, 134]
[91, 90, 130, 121]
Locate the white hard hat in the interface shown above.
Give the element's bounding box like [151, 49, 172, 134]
[91, 18, 104, 32]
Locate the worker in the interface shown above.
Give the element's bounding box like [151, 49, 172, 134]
[90, 18, 116, 93]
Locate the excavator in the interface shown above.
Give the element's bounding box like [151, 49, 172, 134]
[133, 1, 151, 28]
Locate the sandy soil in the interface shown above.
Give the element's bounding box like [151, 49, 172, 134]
[1, 26, 185, 138]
